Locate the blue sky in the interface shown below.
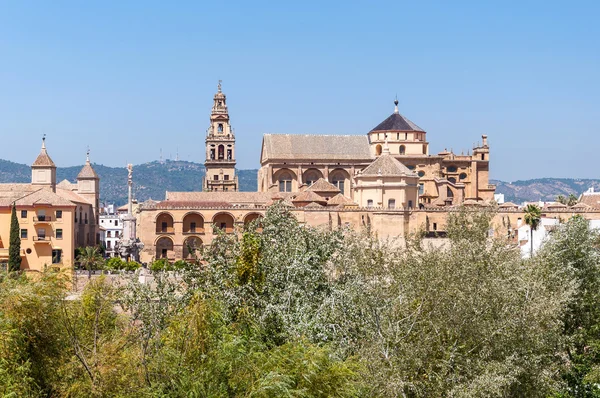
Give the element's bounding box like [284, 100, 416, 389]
[0, 1, 598, 181]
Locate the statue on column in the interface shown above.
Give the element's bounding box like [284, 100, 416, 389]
[115, 164, 144, 262]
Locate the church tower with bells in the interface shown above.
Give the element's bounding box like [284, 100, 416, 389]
[203, 81, 238, 192]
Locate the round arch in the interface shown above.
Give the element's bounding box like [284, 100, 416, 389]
[302, 168, 323, 186]
[243, 213, 264, 231]
[375, 144, 382, 156]
[155, 236, 174, 259]
[212, 212, 235, 234]
[399, 145, 406, 155]
[328, 168, 351, 196]
[156, 212, 174, 234]
[183, 236, 203, 259]
[182, 212, 205, 234]
[273, 168, 297, 193]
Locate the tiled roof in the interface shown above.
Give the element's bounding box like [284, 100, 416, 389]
[359, 153, 417, 177]
[32, 144, 56, 167]
[327, 193, 356, 206]
[165, 191, 286, 205]
[154, 200, 232, 209]
[306, 178, 341, 193]
[579, 193, 600, 208]
[304, 202, 325, 209]
[370, 113, 425, 133]
[499, 202, 518, 208]
[572, 202, 591, 209]
[56, 188, 91, 205]
[77, 161, 99, 179]
[292, 190, 327, 203]
[0, 187, 75, 207]
[261, 134, 372, 161]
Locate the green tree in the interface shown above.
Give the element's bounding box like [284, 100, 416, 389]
[537, 215, 600, 396]
[557, 194, 567, 205]
[8, 203, 21, 272]
[76, 246, 103, 279]
[568, 193, 579, 206]
[524, 203, 542, 256]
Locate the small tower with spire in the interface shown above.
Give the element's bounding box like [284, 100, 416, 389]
[76, 148, 100, 244]
[31, 135, 57, 192]
[203, 81, 238, 192]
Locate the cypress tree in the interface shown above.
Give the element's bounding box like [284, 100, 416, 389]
[8, 203, 21, 272]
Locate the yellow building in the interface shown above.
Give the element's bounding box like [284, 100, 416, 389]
[0, 138, 100, 272]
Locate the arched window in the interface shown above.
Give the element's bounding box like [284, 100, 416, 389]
[375, 144, 382, 156]
[388, 199, 396, 209]
[400, 145, 406, 155]
[218, 145, 224, 160]
[218, 123, 223, 133]
[367, 199, 374, 208]
[304, 171, 320, 186]
[227, 149, 232, 160]
[447, 188, 454, 198]
[408, 200, 413, 208]
[448, 177, 457, 184]
[279, 172, 293, 192]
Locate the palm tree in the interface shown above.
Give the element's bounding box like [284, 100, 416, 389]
[567, 193, 578, 207]
[77, 246, 103, 279]
[524, 204, 542, 257]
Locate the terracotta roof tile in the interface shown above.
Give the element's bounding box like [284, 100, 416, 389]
[77, 161, 99, 179]
[359, 153, 417, 177]
[292, 190, 327, 203]
[262, 134, 372, 161]
[32, 142, 56, 167]
[306, 178, 341, 193]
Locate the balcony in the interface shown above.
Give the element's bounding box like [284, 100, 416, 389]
[34, 216, 53, 223]
[33, 236, 51, 243]
[183, 228, 205, 235]
[156, 227, 174, 235]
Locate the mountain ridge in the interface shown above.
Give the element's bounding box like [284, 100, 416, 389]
[1, 158, 598, 206]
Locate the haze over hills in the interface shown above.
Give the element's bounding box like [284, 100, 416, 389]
[1, 158, 598, 206]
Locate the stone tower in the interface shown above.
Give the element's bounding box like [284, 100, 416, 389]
[203, 81, 238, 192]
[31, 136, 57, 192]
[76, 150, 100, 245]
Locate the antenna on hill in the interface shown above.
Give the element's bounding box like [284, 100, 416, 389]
[160, 148, 163, 164]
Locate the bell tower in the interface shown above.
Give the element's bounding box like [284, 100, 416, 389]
[203, 81, 238, 192]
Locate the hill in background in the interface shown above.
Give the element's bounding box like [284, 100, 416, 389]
[2, 158, 598, 206]
[0, 159, 257, 206]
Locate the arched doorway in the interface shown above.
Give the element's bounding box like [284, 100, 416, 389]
[244, 213, 263, 231]
[183, 212, 205, 234]
[156, 213, 174, 234]
[213, 212, 235, 233]
[155, 236, 174, 259]
[183, 236, 203, 259]
[376, 144, 382, 156]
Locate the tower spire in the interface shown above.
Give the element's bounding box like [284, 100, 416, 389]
[394, 96, 399, 114]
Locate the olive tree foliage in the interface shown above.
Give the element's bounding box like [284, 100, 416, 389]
[199, 203, 345, 344]
[322, 207, 573, 397]
[192, 204, 575, 397]
[535, 215, 600, 397]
